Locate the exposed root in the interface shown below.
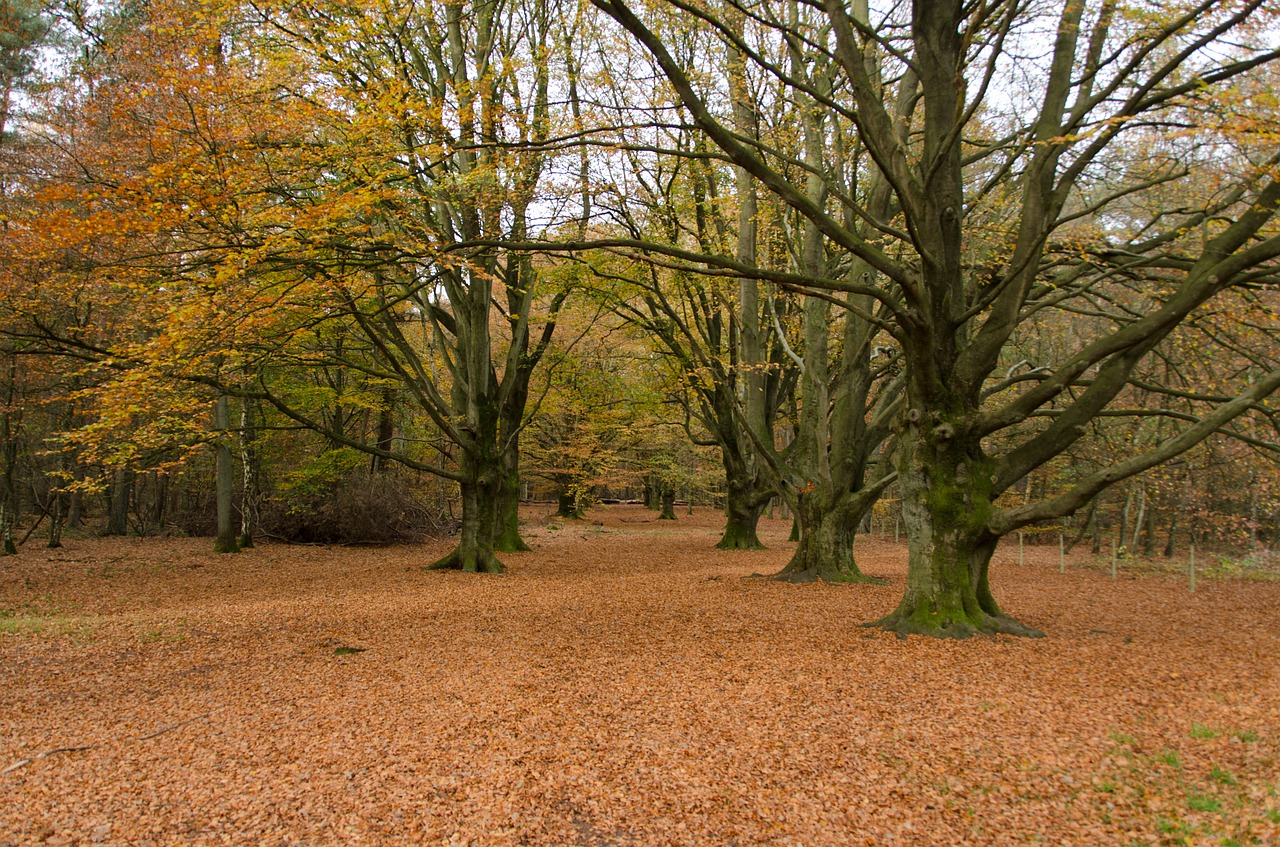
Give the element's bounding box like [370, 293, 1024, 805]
[868, 608, 1044, 639]
[716, 534, 766, 551]
[771, 567, 887, 586]
[424, 548, 505, 574]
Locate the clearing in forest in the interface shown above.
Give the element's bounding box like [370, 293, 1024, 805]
[2, 505, 1278, 846]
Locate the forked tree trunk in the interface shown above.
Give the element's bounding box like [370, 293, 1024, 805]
[873, 430, 1041, 638]
[428, 477, 504, 573]
[774, 489, 879, 583]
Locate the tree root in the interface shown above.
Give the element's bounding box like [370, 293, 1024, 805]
[771, 567, 888, 586]
[424, 548, 505, 574]
[868, 608, 1044, 639]
[716, 534, 766, 551]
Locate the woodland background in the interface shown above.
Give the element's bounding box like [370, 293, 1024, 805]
[0, 0, 1279, 636]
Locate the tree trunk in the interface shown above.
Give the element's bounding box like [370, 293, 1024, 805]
[238, 397, 258, 549]
[774, 489, 879, 583]
[213, 395, 240, 554]
[427, 440, 505, 573]
[643, 475, 659, 510]
[658, 488, 677, 520]
[67, 488, 81, 531]
[427, 476, 504, 573]
[554, 483, 584, 519]
[47, 492, 65, 549]
[1164, 510, 1179, 558]
[491, 460, 527, 555]
[0, 385, 18, 555]
[873, 429, 1042, 638]
[1143, 491, 1158, 557]
[717, 463, 766, 549]
[106, 468, 131, 536]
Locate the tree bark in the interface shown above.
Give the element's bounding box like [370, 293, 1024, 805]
[238, 397, 258, 549]
[213, 395, 239, 554]
[106, 468, 131, 536]
[427, 474, 504, 573]
[717, 455, 766, 549]
[872, 427, 1042, 637]
[427, 431, 507, 573]
[493, 444, 530, 552]
[555, 485, 584, 519]
[774, 488, 880, 583]
[658, 487, 677, 520]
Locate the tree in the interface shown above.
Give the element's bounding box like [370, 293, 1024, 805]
[590, 0, 1280, 634]
[8, 0, 583, 569]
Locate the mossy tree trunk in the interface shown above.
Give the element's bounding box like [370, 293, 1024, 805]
[775, 486, 880, 583]
[872, 424, 1041, 638]
[554, 480, 585, 519]
[643, 475, 659, 510]
[658, 487, 677, 520]
[717, 452, 768, 549]
[493, 443, 530, 552]
[427, 442, 506, 573]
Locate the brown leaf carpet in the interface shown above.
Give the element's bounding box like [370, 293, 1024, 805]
[2, 505, 1277, 846]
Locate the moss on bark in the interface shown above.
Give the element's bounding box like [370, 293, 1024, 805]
[877, 425, 1040, 637]
[716, 499, 765, 549]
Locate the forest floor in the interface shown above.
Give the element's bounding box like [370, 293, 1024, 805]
[2, 505, 1278, 847]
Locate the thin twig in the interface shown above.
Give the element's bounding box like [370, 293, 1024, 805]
[1, 745, 96, 775]
[137, 710, 221, 741]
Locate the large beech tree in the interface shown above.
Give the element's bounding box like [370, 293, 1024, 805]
[591, 0, 1280, 634]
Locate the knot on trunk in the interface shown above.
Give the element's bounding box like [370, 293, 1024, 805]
[906, 408, 923, 424]
[933, 423, 955, 441]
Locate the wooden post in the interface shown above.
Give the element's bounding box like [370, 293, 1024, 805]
[894, 518, 900, 544]
[1018, 531, 1024, 567]
[1110, 538, 1117, 580]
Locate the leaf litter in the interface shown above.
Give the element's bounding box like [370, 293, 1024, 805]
[1, 505, 1277, 846]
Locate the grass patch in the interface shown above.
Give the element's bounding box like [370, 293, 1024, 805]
[1231, 729, 1259, 743]
[1190, 722, 1220, 740]
[1158, 749, 1183, 768]
[0, 609, 96, 640]
[138, 622, 187, 644]
[1187, 791, 1221, 813]
[1109, 730, 1137, 746]
[1210, 766, 1237, 786]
